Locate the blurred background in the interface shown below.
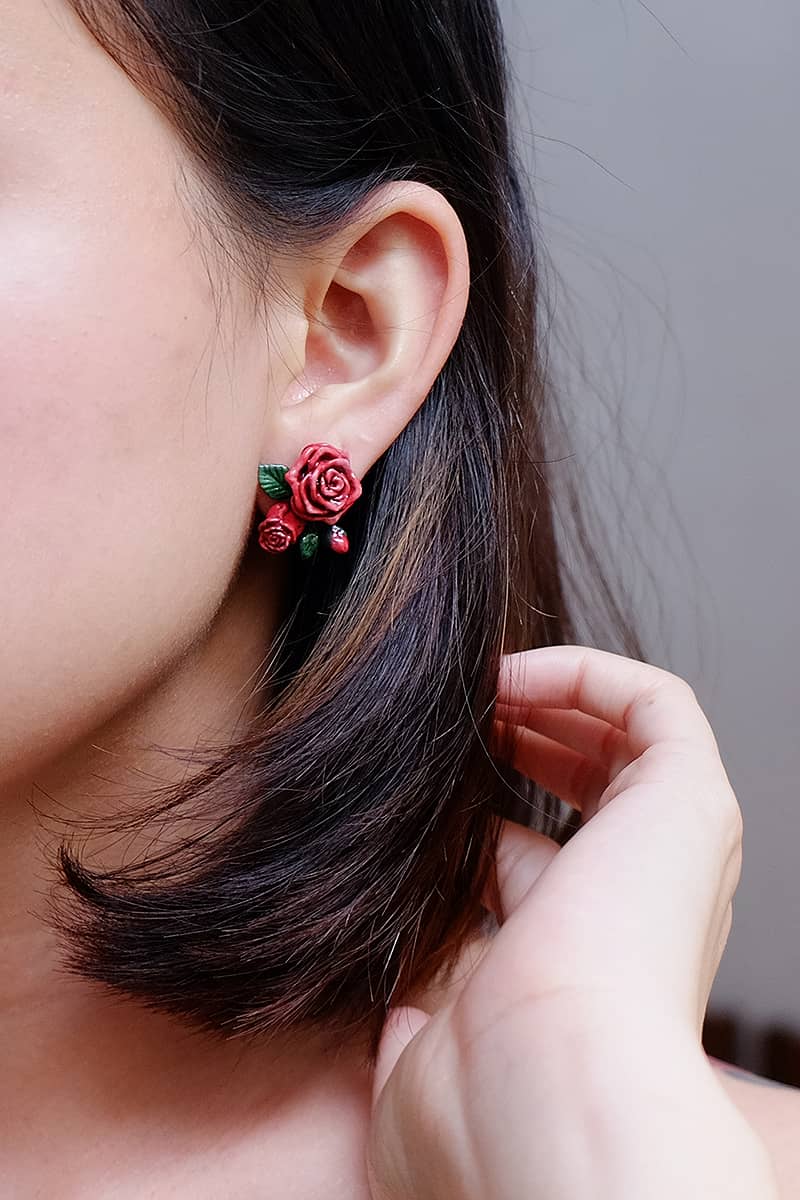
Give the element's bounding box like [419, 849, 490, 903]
[498, 0, 800, 1076]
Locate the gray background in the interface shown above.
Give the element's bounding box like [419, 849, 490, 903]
[500, 0, 800, 1068]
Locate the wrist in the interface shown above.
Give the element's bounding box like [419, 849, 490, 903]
[466, 994, 779, 1200]
[563, 1010, 777, 1198]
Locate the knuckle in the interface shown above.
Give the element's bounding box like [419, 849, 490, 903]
[653, 668, 721, 746]
[636, 667, 696, 714]
[660, 668, 698, 704]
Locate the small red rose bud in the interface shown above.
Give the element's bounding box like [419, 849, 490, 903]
[328, 524, 349, 554]
[257, 500, 305, 553]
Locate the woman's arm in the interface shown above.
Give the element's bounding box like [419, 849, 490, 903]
[409, 957, 789, 1196]
[489, 997, 780, 1200]
[709, 1059, 800, 1199]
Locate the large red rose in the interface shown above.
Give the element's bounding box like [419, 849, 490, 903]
[284, 443, 362, 525]
[257, 501, 306, 553]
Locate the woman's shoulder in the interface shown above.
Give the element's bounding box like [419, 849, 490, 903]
[709, 1056, 800, 1198]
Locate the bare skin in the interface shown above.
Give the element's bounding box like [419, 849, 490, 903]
[0, 0, 469, 1195]
[367, 646, 789, 1199]
[1, 3, 794, 1198]
[416, 934, 800, 1199]
[1, 567, 379, 1198]
[709, 1062, 800, 1199]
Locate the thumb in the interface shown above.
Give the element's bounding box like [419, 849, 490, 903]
[371, 1005, 431, 1111]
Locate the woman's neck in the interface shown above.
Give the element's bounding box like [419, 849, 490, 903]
[0, 546, 374, 1196]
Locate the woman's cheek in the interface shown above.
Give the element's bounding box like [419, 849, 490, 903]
[0, 200, 257, 781]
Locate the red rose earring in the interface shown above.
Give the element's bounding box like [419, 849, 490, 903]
[256, 442, 362, 560]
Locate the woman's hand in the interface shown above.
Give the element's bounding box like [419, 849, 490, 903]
[366, 645, 778, 1200]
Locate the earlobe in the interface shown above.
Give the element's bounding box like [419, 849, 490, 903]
[264, 181, 470, 483]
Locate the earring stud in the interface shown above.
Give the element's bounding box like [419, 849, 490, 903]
[256, 442, 362, 560]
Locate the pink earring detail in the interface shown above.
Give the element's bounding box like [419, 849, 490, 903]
[257, 442, 362, 560]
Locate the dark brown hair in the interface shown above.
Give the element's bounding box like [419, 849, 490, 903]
[52, 0, 646, 1065]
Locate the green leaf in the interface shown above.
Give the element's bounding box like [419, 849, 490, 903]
[298, 531, 319, 561]
[258, 463, 291, 500]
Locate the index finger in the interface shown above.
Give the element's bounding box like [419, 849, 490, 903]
[497, 644, 718, 759]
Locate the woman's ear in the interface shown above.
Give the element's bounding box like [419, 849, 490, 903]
[258, 181, 470, 483]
